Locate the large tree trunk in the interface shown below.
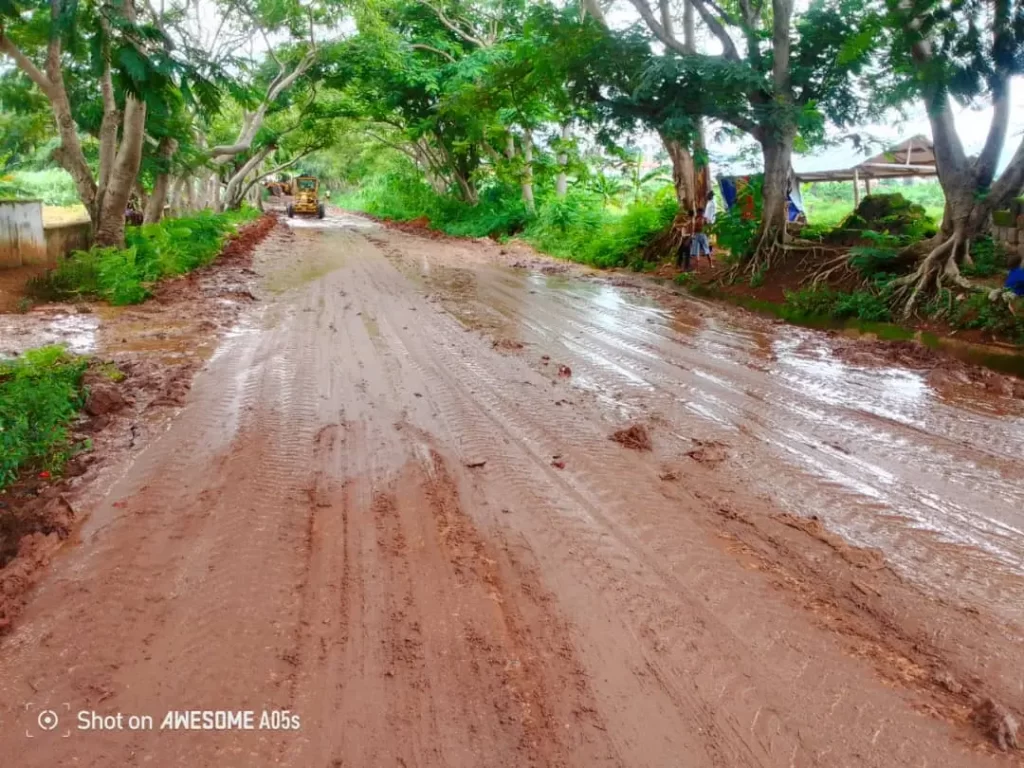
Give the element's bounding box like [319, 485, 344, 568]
[454, 171, 478, 204]
[224, 145, 274, 210]
[144, 138, 179, 225]
[661, 132, 697, 212]
[891, 178, 997, 315]
[890, 81, 1024, 314]
[94, 96, 148, 247]
[645, 126, 705, 262]
[748, 130, 795, 267]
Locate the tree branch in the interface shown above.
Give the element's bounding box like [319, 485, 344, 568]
[976, 0, 1011, 188]
[771, 0, 793, 92]
[240, 148, 316, 201]
[0, 34, 55, 96]
[624, 0, 689, 55]
[419, 0, 487, 48]
[659, 0, 674, 39]
[985, 134, 1024, 211]
[411, 43, 457, 63]
[686, 0, 741, 61]
[581, 0, 608, 25]
[363, 131, 420, 161]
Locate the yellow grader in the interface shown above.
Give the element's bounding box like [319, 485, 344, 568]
[287, 176, 326, 219]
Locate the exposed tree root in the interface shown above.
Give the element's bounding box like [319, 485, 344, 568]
[643, 213, 692, 262]
[889, 230, 983, 317]
[732, 225, 843, 283]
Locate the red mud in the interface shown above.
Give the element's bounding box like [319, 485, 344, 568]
[0, 214, 278, 633]
[2, 212, 1024, 765]
[610, 423, 653, 451]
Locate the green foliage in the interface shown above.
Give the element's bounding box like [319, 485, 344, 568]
[783, 285, 892, 322]
[711, 180, 761, 260]
[4, 168, 81, 205]
[0, 346, 88, 490]
[341, 169, 530, 238]
[28, 208, 259, 305]
[750, 265, 767, 288]
[344, 169, 677, 269]
[962, 236, 1005, 278]
[946, 292, 1024, 342]
[526, 188, 677, 268]
[836, 193, 936, 239]
[847, 244, 901, 278]
[801, 180, 945, 228]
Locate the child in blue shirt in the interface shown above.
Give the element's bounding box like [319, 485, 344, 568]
[1006, 255, 1024, 296]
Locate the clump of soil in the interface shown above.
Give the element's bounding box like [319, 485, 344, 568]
[492, 338, 524, 352]
[774, 513, 886, 571]
[685, 439, 729, 466]
[826, 193, 937, 245]
[610, 424, 653, 452]
[972, 697, 1020, 751]
[219, 213, 278, 263]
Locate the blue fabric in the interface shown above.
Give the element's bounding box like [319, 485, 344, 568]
[719, 177, 738, 210]
[1005, 267, 1024, 296]
[718, 175, 800, 221]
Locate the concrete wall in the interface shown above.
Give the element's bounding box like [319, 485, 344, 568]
[44, 220, 93, 266]
[992, 201, 1024, 259]
[0, 199, 46, 268]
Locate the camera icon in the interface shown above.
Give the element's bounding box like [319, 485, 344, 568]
[37, 710, 59, 731]
[25, 703, 70, 738]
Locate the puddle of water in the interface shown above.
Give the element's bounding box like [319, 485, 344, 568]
[492, 269, 1024, 618]
[0, 309, 99, 356]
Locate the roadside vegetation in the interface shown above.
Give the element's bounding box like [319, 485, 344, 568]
[0, 346, 88, 492]
[341, 168, 679, 269]
[27, 208, 260, 305]
[0, 0, 1022, 346]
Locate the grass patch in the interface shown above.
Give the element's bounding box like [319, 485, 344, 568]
[783, 285, 893, 322]
[0, 168, 81, 206]
[27, 208, 260, 305]
[0, 346, 89, 491]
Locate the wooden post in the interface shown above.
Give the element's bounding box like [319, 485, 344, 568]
[853, 168, 861, 207]
[864, 176, 872, 197]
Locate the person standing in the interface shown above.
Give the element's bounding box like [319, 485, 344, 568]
[701, 190, 716, 260]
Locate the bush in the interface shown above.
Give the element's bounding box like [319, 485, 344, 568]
[828, 193, 937, 244]
[28, 208, 260, 305]
[341, 170, 531, 239]
[573, 192, 676, 268]
[962, 236, 1005, 278]
[711, 177, 762, 260]
[0, 346, 88, 490]
[948, 292, 1024, 341]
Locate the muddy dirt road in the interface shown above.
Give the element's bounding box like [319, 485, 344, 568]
[2, 212, 1024, 766]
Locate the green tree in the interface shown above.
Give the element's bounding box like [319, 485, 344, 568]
[881, 0, 1024, 313]
[0, 0, 220, 245]
[580, 0, 881, 265]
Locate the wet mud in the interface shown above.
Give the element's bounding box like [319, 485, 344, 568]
[1, 211, 1023, 765]
[0, 214, 279, 631]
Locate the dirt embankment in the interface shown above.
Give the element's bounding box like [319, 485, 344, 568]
[0, 214, 279, 632]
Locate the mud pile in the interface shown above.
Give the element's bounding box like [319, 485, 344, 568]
[610, 424, 653, 451]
